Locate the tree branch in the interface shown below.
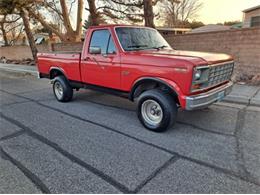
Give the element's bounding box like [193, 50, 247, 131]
[60, 0, 74, 33]
[68, 0, 77, 15]
[43, 1, 64, 22]
[76, 0, 83, 36]
[27, 9, 66, 41]
[108, 0, 143, 7]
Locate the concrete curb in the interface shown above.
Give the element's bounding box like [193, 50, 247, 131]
[250, 88, 260, 107]
[0, 63, 38, 77]
[223, 85, 260, 107]
[0, 67, 38, 77]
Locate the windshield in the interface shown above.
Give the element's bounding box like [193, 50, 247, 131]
[115, 27, 172, 51]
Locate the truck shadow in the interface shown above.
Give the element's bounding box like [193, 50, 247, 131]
[73, 90, 238, 136]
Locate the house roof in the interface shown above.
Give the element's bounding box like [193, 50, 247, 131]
[190, 24, 230, 33]
[243, 5, 260, 13]
[231, 22, 243, 29]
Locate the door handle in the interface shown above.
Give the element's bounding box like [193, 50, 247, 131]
[102, 54, 109, 58]
[83, 57, 90, 61]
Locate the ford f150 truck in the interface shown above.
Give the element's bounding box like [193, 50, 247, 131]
[37, 25, 234, 132]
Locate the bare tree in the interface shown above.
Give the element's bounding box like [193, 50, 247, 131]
[144, 0, 155, 28]
[28, 0, 84, 42]
[0, 14, 23, 46]
[0, 0, 39, 60]
[0, 15, 9, 46]
[86, 0, 144, 26]
[89, 0, 157, 28]
[86, 0, 101, 26]
[20, 8, 38, 60]
[161, 0, 203, 27]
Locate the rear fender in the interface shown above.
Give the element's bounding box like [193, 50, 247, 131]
[49, 67, 68, 80]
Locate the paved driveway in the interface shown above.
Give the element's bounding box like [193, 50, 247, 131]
[1, 71, 260, 193]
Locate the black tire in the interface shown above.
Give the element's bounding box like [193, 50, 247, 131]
[53, 75, 73, 102]
[137, 89, 178, 132]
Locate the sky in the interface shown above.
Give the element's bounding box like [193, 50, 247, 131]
[197, 0, 260, 24]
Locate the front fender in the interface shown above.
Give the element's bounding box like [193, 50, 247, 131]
[155, 77, 186, 108]
[129, 77, 186, 108]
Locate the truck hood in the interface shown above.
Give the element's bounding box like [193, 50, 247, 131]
[136, 49, 233, 65]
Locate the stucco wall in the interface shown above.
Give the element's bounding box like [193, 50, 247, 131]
[0, 44, 51, 60]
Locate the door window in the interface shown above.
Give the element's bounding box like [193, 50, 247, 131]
[107, 35, 116, 54]
[89, 30, 110, 54]
[89, 30, 117, 54]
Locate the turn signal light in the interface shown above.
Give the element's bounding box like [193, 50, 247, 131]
[191, 84, 201, 90]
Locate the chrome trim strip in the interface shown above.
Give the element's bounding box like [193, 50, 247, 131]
[186, 82, 233, 110]
[195, 61, 234, 69]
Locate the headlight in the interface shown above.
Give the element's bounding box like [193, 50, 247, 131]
[194, 70, 202, 80]
[191, 66, 210, 92]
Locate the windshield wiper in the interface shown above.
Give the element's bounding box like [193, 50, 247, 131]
[126, 45, 168, 51]
[127, 45, 148, 49]
[152, 45, 168, 50]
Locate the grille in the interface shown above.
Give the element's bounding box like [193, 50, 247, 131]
[208, 62, 234, 86]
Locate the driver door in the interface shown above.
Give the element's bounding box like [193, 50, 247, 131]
[81, 29, 121, 89]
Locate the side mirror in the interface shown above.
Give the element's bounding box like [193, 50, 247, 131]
[89, 46, 101, 54]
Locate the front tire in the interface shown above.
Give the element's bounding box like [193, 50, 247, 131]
[137, 89, 178, 132]
[53, 76, 73, 102]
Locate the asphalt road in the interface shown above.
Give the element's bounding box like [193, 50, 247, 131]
[1, 70, 260, 193]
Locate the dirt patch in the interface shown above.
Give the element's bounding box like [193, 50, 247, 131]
[0, 57, 35, 66]
[235, 73, 260, 86]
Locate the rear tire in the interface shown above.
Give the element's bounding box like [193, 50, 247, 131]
[137, 89, 178, 132]
[53, 75, 73, 102]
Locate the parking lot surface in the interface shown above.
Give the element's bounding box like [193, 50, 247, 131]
[0, 71, 260, 193]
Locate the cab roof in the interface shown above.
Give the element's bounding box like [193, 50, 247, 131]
[88, 24, 152, 29]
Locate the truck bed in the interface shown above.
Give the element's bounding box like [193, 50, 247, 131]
[37, 52, 82, 81]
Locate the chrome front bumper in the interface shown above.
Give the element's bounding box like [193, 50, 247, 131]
[185, 82, 233, 110]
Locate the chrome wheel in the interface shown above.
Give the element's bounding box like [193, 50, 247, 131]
[54, 82, 64, 100]
[141, 99, 163, 126]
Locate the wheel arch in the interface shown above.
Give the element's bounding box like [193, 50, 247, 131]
[129, 77, 181, 105]
[49, 67, 68, 80]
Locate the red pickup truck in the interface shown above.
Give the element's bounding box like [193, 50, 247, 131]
[37, 24, 234, 132]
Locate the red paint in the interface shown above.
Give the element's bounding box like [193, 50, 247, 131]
[37, 25, 233, 109]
